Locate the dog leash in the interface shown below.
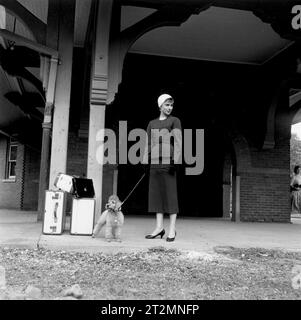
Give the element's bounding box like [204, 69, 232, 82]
[120, 172, 146, 207]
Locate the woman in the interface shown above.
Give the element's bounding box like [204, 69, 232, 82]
[291, 165, 301, 214]
[143, 93, 182, 242]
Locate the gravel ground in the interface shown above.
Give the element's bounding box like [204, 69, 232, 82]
[1, 246, 301, 300]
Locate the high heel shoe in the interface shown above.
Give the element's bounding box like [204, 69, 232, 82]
[145, 229, 165, 239]
[166, 231, 176, 242]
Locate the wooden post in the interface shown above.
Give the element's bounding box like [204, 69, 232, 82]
[48, 0, 75, 189]
[88, 0, 113, 215]
[37, 57, 58, 221]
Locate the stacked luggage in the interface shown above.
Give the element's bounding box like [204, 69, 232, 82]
[42, 173, 95, 235]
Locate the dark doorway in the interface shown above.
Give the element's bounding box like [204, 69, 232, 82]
[110, 53, 243, 217]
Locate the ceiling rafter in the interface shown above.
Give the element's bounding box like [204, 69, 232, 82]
[0, 0, 46, 44]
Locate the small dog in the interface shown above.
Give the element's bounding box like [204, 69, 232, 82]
[92, 195, 124, 242]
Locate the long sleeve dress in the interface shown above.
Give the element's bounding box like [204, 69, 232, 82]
[143, 116, 182, 214]
[291, 174, 301, 214]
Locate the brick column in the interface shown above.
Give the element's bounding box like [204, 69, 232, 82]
[223, 153, 232, 218]
[239, 139, 291, 222]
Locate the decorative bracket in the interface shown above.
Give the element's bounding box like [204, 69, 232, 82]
[91, 74, 110, 106]
[263, 75, 301, 149]
[120, 4, 211, 51]
[107, 2, 212, 104]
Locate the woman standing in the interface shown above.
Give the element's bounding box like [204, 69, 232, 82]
[143, 94, 182, 241]
[291, 165, 301, 214]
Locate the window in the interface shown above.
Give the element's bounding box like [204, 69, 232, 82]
[5, 138, 18, 180]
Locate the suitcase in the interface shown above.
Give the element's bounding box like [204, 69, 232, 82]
[70, 198, 95, 235]
[42, 190, 66, 235]
[72, 178, 95, 198]
[54, 173, 74, 193]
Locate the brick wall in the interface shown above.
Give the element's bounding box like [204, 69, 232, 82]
[0, 136, 42, 210]
[223, 153, 232, 218]
[66, 131, 115, 213]
[0, 137, 23, 209]
[22, 146, 41, 210]
[64, 132, 88, 212]
[66, 132, 88, 177]
[240, 171, 290, 222]
[239, 138, 290, 222]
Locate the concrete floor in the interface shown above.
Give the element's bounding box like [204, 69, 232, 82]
[1, 209, 301, 254]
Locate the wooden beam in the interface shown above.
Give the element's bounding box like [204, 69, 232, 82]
[119, 0, 257, 10]
[0, 0, 46, 44]
[120, 5, 201, 49]
[108, 4, 201, 104]
[0, 29, 58, 58]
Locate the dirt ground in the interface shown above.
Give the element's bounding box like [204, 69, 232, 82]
[1, 246, 301, 300]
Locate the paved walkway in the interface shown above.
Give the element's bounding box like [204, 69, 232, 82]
[0, 209, 301, 254]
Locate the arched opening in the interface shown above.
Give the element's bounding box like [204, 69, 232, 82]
[108, 53, 250, 219]
[290, 91, 301, 219]
[104, 4, 294, 222]
[291, 122, 301, 175]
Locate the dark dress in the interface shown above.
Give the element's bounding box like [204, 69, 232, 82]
[291, 176, 301, 214]
[145, 116, 182, 214]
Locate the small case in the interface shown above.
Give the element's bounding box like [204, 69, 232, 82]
[54, 173, 74, 193]
[70, 198, 95, 235]
[43, 190, 66, 235]
[72, 178, 95, 198]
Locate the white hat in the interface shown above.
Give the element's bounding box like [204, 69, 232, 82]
[157, 94, 173, 107]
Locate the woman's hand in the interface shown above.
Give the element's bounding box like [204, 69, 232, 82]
[291, 185, 300, 192]
[168, 165, 180, 175]
[140, 163, 149, 174]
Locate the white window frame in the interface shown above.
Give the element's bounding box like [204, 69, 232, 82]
[5, 138, 18, 180]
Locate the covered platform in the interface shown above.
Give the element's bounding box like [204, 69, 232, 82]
[1, 209, 301, 254]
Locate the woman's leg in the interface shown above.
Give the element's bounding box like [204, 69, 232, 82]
[291, 191, 300, 214]
[168, 213, 177, 238]
[150, 213, 164, 235]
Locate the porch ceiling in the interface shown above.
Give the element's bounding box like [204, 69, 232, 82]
[8, 1, 292, 64]
[122, 6, 293, 65]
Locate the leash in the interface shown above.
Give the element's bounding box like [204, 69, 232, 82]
[120, 172, 146, 207]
